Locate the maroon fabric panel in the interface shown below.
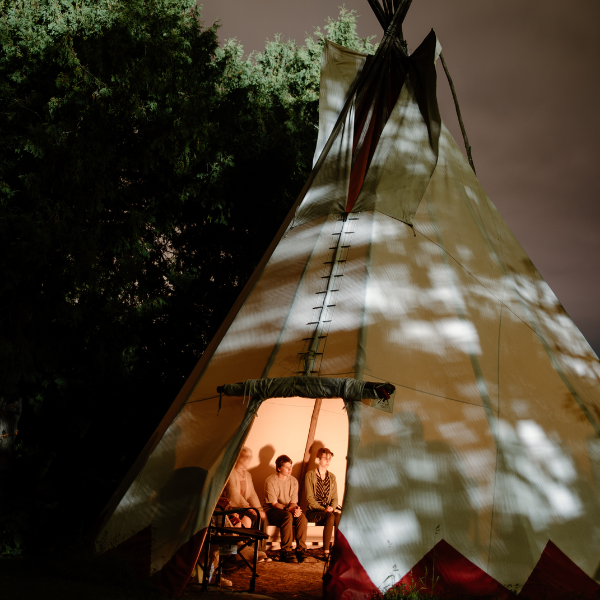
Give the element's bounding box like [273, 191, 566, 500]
[397, 539, 512, 599]
[346, 76, 380, 213]
[108, 524, 152, 580]
[347, 101, 378, 212]
[519, 540, 600, 600]
[152, 527, 207, 597]
[346, 56, 404, 213]
[323, 531, 377, 599]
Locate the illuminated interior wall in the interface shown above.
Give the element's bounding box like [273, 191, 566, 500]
[242, 396, 349, 510]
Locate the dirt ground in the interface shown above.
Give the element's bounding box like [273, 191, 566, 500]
[0, 549, 327, 600]
[181, 549, 327, 600]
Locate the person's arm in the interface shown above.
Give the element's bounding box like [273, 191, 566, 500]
[289, 477, 302, 516]
[245, 472, 261, 509]
[291, 477, 299, 506]
[330, 472, 339, 510]
[246, 472, 266, 519]
[305, 471, 322, 511]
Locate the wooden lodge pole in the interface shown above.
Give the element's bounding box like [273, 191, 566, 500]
[439, 51, 477, 174]
[298, 398, 322, 503]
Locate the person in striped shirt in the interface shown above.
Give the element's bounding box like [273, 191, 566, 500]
[305, 447, 341, 559]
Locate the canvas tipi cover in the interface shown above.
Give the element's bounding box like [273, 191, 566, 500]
[96, 8, 600, 599]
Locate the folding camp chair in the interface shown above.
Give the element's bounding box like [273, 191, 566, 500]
[200, 507, 268, 593]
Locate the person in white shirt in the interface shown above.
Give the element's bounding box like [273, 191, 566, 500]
[224, 447, 270, 563]
[224, 446, 266, 528]
[263, 454, 308, 563]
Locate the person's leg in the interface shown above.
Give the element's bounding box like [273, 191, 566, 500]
[241, 515, 252, 528]
[266, 507, 294, 552]
[305, 510, 322, 524]
[294, 513, 308, 551]
[239, 508, 259, 529]
[323, 512, 341, 551]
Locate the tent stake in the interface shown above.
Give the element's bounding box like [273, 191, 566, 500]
[439, 52, 476, 174]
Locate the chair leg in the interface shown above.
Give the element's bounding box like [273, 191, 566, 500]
[236, 542, 257, 573]
[215, 553, 222, 586]
[201, 531, 211, 592]
[250, 540, 259, 593]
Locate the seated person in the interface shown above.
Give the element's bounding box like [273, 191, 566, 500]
[223, 448, 270, 563]
[305, 447, 341, 558]
[224, 446, 266, 528]
[264, 454, 309, 564]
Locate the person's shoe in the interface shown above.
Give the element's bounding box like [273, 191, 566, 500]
[208, 575, 233, 587]
[296, 549, 307, 563]
[296, 549, 317, 563]
[238, 548, 269, 563]
[279, 549, 298, 563]
[256, 550, 271, 562]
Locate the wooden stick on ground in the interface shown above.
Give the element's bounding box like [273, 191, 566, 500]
[439, 52, 477, 174]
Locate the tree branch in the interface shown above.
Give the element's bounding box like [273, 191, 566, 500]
[12, 98, 42, 122]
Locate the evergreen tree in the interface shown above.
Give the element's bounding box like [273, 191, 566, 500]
[0, 0, 374, 553]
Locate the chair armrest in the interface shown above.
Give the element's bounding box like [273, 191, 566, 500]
[213, 526, 269, 540]
[214, 507, 257, 516]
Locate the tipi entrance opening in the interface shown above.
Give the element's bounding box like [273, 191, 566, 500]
[241, 395, 349, 550]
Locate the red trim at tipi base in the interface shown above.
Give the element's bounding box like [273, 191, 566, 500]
[325, 536, 600, 599]
[396, 539, 512, 599]
[325, 536, 512, 598]
[152, 527, 207, 597]
[324, 531, 377, 599]
[519, 540, 600, 600]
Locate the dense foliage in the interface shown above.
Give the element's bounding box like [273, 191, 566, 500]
[0, 0, 375, 554]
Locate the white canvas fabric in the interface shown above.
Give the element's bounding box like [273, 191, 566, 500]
[97, 36, 600, 595]
[294, 38, 441, 228]
[292, 40, 368, 229]
[311, 40, 368, 168]
[352, 75, 438, 224]
[291, 103, 356, 228]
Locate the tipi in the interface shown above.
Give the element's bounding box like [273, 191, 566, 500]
[96, 1, 600, 598]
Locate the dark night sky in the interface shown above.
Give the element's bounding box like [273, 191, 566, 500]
[200, 1, 600, 354]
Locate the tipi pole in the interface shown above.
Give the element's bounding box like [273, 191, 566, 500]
[298, 398, 322, 501]
[297, 0, 413, 505]
[297, 214, 350, 498]
[439, 51, 477, 174]
[367, 0, 388, 29]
